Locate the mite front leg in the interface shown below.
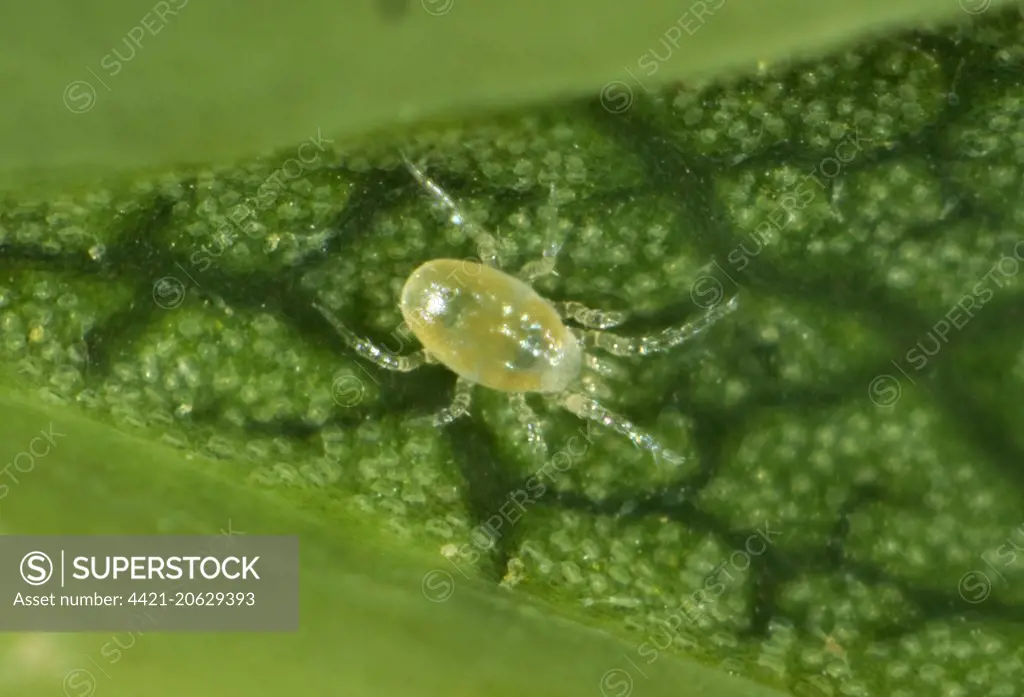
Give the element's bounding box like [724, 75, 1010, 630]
[584, 295, 738, 356]
[554, 300, 629, 329]
[517, 183, 568, 283]
[558, 392, 686, 467]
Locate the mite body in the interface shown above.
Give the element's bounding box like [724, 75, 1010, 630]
[399, 258, 581, 394]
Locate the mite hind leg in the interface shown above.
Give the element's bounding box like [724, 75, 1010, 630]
[408, 375, 475, 428]
[508, 392, 548, 466]
[402, 153, 503, 268]
[315, 302, 430, 372]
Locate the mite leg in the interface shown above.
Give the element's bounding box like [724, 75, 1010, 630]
[584, 295, 738, 356]
[517, 183, 569, 283]
[554, 300, 629, 329]
[401, 153, 502, 267]
[423, 375, 475, 427]
[314, 302, 428, 371]
[576, 351, 619, 401]
[508, 392, 548, 465]
[558, 393, 686, 467]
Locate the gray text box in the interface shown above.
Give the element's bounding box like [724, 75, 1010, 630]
[1, 535, 298, 631]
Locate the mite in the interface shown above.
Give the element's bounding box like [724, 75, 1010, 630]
[314, 155, 738, 465]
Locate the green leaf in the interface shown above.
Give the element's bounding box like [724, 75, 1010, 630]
[3, 3, 1024, 697]
[0, 0, 1001, 193]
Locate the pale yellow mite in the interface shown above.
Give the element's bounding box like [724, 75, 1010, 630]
[399, 258, 581, 394]
[314, 156, 738, 465]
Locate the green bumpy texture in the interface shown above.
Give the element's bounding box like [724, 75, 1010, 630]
[4, 7, 1024, 697]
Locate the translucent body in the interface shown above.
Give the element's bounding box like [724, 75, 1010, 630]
[314, 155, 739, 468]
[399, 259, 582, 393]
